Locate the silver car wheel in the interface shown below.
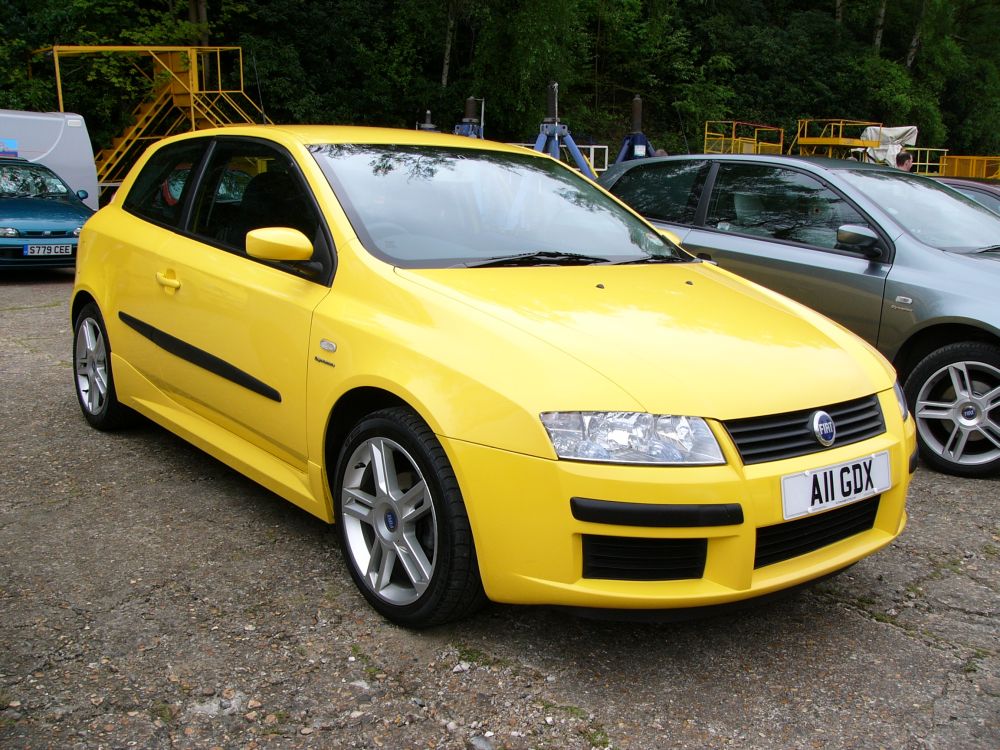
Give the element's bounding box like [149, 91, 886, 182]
[75, 316, 110, 416]
[914, 359, 1000, 468]
[340, 436, 438, 607]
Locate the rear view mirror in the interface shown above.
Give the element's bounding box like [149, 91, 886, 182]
[246, 227, 313, 261]
[837, 224, 883, 259]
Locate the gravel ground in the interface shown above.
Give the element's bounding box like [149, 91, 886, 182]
[1, 271, 998, 750]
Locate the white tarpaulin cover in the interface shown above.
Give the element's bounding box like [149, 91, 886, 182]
[860, 125, 918, 165]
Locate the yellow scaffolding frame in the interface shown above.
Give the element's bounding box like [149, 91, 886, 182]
[40, 45, 271, 193]
[908, 147, 949, 176]
[793, 119, 881, 158]
[939, 155, 1000, 180]
[704, 121, 784, 155]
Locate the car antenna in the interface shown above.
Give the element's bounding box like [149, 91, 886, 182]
[674, 104, 691, 154]
[250, 48, 267, 124]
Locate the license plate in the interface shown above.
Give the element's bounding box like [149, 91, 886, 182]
[781, 451, 891, 520]
[24, 244, 73, 256]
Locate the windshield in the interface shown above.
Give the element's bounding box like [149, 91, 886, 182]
[311, 144, 688, 267]
[0, 162, 73, 199]
[840, 169, 1000, 252]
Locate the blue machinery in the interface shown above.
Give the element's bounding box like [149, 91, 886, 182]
[614, 95, 657, 164]
[532, 82, 597, 180]
[453, 97, 484, 139]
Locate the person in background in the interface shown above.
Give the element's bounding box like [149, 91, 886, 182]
[896, 151, 914, 171]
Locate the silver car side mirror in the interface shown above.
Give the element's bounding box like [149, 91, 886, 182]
[837, 224, 883, 260]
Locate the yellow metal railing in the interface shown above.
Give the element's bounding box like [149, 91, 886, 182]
[43, 45, 271, 193]
[704, 121, 784, 155]
[793, 119, 882, 157]
[939, 155, 1000, 180]
[909, 147, 949, 176]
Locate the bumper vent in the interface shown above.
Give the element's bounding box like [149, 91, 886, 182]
[754, 496, 880, 569]
[582, 535, 707, 581]
[724, 395, 885, 465]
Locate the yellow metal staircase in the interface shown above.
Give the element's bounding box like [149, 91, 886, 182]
[48, 45, 271, 196]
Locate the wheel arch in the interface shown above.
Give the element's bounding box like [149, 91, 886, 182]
[70, 290, 98, 327]
[891, 322, 1000, 380]
[322, 386, 410, 484]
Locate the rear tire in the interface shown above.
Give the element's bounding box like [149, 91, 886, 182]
[333, 407, 486, 627]
[903, 342, 1000, 477]
[73, 303, 135, 431]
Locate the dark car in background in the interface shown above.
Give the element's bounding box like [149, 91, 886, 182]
[0, 158, 94, 269]
[937, 177, 1000, 214]
[599, 155, 1000, 478]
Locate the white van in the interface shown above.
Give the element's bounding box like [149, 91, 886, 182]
[1, 109, 99, 210]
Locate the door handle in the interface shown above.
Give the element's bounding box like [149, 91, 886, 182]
[155, 271, 181, 289]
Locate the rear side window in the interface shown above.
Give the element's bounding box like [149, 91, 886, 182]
[706, 163, 870, 250]
[122, 140, 207, 227]
[608, 160, 708, 224]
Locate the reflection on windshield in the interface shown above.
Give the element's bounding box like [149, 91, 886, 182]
[311, 144, 688, 267]
[841, 170, 1000, 252]
[0, 163, 72, 199]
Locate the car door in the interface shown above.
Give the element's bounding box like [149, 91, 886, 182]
[116, 136, 333, 471]
[676, 161, 890, 346]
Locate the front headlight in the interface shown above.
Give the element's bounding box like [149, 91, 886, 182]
[893, 381, 909, 421]
[73, 226, 83, 237]
[0, 227, 20, 238]
[540, 411, 725, 465]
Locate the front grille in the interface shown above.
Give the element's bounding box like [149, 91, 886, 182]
[754, 496, 880, 568]
[724, 395, 884, 465]
[582, 535, 707, 580]
[22, 230, 73, 238]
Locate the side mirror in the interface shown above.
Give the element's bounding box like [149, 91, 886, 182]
[76, 189, 89, 200]
[246, 227, 313, 261]
[837, 224, 883, 260]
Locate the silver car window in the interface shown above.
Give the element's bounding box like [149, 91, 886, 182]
[841, 169, 1000, 251]
[706, 163, 869, 250]
[608, 160, 709, 224]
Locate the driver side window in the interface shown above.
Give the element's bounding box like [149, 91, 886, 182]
[706, 164, 870, 250]
[189, 141, 321, 258]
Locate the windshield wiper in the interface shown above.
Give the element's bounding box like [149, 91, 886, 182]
[976, 245, 1000, 254]
[614, 255, 689, 265]
[467, 250, 611, 268]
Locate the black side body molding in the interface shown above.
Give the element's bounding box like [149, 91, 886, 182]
[118, 311, 281, 403]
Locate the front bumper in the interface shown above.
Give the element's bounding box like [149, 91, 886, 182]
[446, 391, 914, 609]
[0, 238, 78, 268]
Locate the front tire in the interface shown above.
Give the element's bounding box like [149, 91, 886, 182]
[904, 342, 1000, 477]
[333, 407, 485, 627]
[73, 303, 134, 431]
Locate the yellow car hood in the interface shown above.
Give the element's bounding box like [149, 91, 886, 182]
[397, 262, 894, 420]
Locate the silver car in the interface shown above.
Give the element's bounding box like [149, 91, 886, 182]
[599, 155, 1000, 478]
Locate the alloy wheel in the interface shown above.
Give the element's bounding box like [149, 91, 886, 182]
[75, 316, 109, 417]
[340, 436, 438, 606]
[914, 359, 1000, 469]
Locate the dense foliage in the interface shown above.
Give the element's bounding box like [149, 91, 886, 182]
[2, 0, 999, 156]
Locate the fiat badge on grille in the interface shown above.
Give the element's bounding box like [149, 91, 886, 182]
[811, 411, 836, 447]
